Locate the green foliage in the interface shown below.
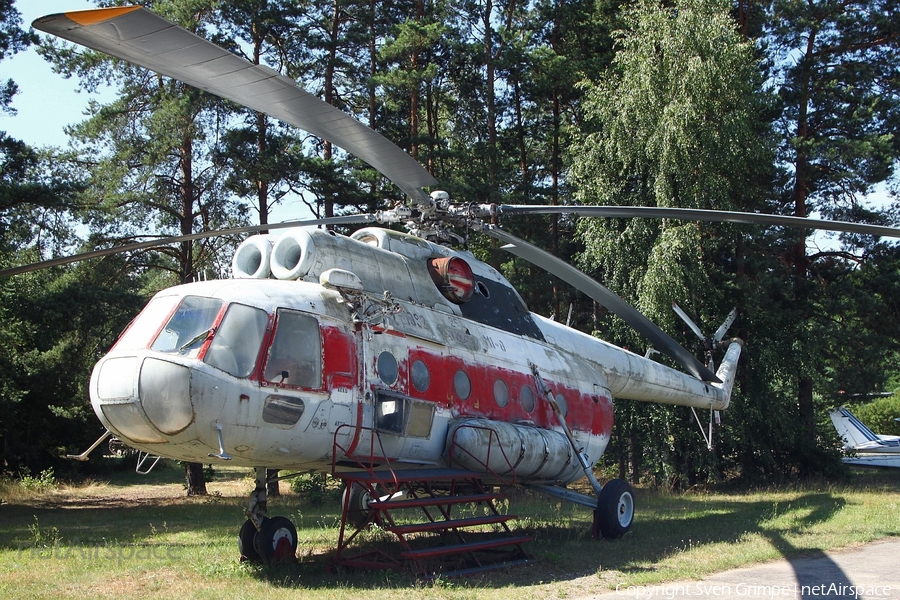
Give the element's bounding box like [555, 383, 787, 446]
[0, 0, 37, 113]
[571, 0, 773, 346]
[0, 259, 147, 472]
[17, 467, 58, 493]
[573, 0, 772, 212]
[850, 395, 900, 437]
[0, 0, 897, 493]
[289, 473, 339, 506]
[768, 0, 900, 208]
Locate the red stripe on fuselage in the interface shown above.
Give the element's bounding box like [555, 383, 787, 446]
[403, 346, 612, 437]
[317, 321, 612, 438]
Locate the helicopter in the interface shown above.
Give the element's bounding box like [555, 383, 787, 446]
[14, 6, 900, 571]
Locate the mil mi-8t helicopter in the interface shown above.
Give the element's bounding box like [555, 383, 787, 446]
[13, 6, 900, 571]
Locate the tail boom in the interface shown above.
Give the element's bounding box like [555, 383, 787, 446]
[605, 338, 744, 410]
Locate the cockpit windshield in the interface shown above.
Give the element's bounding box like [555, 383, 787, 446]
[151, 296, 223, 357]
[147, 296, 268, 379]
[205, 303, 268, 378]
[113, 295, 180, 352]
[136, 295, 319, 382]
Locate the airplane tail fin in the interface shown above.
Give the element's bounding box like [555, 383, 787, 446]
[829, 407, 879, 448]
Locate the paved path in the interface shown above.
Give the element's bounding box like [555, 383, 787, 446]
[586, 539, 899, 600]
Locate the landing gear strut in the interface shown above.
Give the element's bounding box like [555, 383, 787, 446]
[239, 467, 298, 563]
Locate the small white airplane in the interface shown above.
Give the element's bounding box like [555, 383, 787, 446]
[829, 407, 900, 469]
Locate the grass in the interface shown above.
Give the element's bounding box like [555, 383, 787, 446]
[0, 463, 898, 599]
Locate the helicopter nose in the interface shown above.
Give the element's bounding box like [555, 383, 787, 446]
[93, 356, 195, 443]
[137, 358, 195, 434]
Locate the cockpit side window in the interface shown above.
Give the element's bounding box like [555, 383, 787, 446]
[263, 310, 322, 389]
[204, 303, 268, 378]
[150, 296, 224, 358]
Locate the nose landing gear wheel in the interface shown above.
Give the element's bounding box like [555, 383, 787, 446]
[238, 519, 260, 562]
[594, 479, 635, 539]
[252, 516, 298, 563]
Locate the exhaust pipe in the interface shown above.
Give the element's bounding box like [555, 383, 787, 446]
[231, 234, 277, 279]
[271, 229, 317, 280]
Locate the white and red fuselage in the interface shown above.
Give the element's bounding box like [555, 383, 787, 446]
[89, 227, 741, 486]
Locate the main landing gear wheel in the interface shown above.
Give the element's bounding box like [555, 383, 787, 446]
[342, 482, 375, 528]
[252, 516, 298, 563]
[594, 479, 635, 539]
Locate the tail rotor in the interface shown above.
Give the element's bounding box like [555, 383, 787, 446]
[671, 303, 738, 450]
[672, 303, 736, 372]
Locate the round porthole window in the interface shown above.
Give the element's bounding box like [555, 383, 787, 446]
[454, 370, 471, 400]
[493, 379, 509, 408]
[377, 351, 398, 386]
[555, 393, 568, 417]
[411, 359, 430, 392]
[520, 384, 535, 413]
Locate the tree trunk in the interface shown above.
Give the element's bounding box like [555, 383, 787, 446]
[322, 0, 341, 219]
[266, 469, 280, 496]
[792, 30, 816, 446]
[484, 0, 497, 201]
[185, 462, 207, 496]
[179, 129, 195, 284]
[409, 0, 425, 161]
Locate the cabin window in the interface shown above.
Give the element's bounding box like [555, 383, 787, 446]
[520, 384, 536, 413]
[262, 395, 306, 426]
[411, 359, 430, 392]
[493, 379, 509, 408]
[454, 370, 471, 400]
[555, 393, 568, 417]
[375, 395, 404, 434]
[377, 351, 399, 386]
[263, 310, 322, 388]
[150, 296, 223, 358]
[204, 303, 268, 378]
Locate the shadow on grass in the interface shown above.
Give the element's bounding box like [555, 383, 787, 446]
[1, 470, 897, 593]
[236, 489, 865, 590]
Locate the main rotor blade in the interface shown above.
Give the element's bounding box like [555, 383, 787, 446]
[483, 225, 720, 382]
[500, 205, 900, 238]
[33, 7, 438, 201]
[0, 214, 374, 278]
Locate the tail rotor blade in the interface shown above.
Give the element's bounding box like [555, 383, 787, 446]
[713, 308, 737, 342]
[672, 302, 704, 341]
